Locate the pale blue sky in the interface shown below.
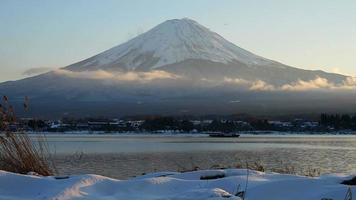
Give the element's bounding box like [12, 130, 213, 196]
[1, 0, 355, 82]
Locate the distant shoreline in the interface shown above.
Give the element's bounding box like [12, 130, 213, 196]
[23, 130, 356, 136]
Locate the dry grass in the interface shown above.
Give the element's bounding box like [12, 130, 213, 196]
[0, 96, 54, 176]
[234, 160, 321, 177]
[0, 133, 54, 176]
[234, 160, 266, 172]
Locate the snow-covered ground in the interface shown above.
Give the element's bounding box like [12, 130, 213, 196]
[0, 169, 354, 200]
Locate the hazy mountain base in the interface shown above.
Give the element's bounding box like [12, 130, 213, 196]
[1, 72, 356, 118]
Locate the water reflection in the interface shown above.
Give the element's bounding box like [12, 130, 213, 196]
[39, 134, 356, 179]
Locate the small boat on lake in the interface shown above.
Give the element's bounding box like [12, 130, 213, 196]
[208, 132, 240, 137]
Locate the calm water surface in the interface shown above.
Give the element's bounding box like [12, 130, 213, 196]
[40, 134, 356, 179]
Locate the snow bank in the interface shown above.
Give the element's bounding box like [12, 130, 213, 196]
[0, 169, 354, 200]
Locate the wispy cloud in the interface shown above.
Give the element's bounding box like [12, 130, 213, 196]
[281, 76, 356, 91]
[53, 69, 180, 82]
[224, 77, 275, 91]
[331, 67, 342, 74]
[280, 77, 333, 91]
[224, 76, 356, 91]
[249, 80, 275, 91]
[223, 77, 250, 85]
[341, 77, 356, 89]
[23, 67, 52, 76]
[52, 69, 356, 91]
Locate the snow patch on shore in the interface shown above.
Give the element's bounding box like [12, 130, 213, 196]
[0, 169, 354, 200]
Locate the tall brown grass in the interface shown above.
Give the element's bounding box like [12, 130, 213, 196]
[0, 96, 54, 176]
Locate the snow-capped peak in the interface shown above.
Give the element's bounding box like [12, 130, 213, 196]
[68, 18, 274, 71]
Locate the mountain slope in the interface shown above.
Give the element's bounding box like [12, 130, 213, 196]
[64, 18, 346, 85]
[0, 18, 355, 117]
[66, 18, 275, 72]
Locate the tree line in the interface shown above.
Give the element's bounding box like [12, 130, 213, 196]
[320, 114, 356, 130]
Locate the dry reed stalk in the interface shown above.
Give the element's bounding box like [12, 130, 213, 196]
[0, 96, 54, 176]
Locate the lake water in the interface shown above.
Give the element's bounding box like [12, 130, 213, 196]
[40, 134, 356, 179]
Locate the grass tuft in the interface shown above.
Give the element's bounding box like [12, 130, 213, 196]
[0, 96, 54, 176]
[0, 133, 54, 176]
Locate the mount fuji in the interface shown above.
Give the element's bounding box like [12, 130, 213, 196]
[64, 18, 345, 85]
[1, 18, 355, 118]
[67, 18, 274, 72]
